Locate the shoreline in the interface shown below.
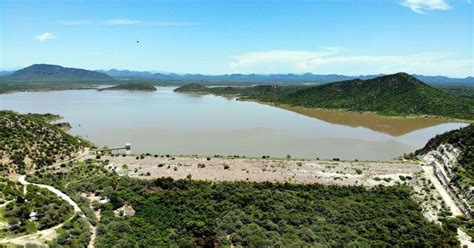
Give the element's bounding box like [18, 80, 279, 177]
[241, 98, 473, 123]
[176, 90, 473, 123]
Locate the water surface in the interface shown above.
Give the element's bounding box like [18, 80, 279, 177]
[0, 87, 467, 160]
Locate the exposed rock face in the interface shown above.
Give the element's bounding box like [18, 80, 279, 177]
[420, 144, 461, 185]
[419, 143, 472, 218]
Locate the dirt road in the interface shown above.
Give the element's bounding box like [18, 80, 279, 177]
[0, 176, 90, 247]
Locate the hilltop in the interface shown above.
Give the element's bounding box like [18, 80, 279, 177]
[9, 64, 112, 80]
[175, 73, 474, 120]
[98, 83, 156, 92]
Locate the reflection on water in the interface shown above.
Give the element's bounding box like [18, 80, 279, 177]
[279, 106, 458, 136]
[0, 87, 468, 160]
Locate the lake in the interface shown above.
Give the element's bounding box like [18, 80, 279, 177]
[0, 87, 467, 160]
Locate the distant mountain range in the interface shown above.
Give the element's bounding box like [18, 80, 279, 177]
[98, 69, 156, 78]
[101, 69, 473, 85]
[8, 64, 112, 80]
[0, 71, 13, 77]
[1, 64, 472, 86]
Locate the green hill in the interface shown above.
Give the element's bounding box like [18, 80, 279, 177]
[99, 83, 156, 91]
[277, 73, 473, 119]
[0, 111, 90, 174]
[175, 73, 474, 120]
[9, 64, 112, 80]
[174, 83, 209, 93]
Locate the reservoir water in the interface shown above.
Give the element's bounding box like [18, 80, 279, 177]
[0, 87, 467, 160]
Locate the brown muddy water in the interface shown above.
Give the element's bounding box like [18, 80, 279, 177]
[0, 87, 468, 160]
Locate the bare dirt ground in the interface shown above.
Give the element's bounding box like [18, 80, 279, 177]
[102, 155, 422, 187]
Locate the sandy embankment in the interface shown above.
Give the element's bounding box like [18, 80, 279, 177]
[101, 155, 422, 187]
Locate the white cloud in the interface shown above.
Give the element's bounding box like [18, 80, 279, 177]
[60, 20, 92, 26]
[34, 32, 55, 41]
[229, 49, 473, 77]
[103, 19, 142, 25]
[401, 0, 451, 14]
[145, 21, 200, 27]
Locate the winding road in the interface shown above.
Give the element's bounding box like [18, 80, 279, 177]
[0, 175, 95, 247]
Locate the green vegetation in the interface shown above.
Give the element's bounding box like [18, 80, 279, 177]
[49, 215, 91, 247]
[0, 79, 99, 94]
[0, 177, 73, 237]
[415, 124, 474, 194]
[175, 73, 474, 120]
[98, 83, 157, 92]
[29, 160, 459, 247]
[0, 111, 90, 173]
[413, 124, 474, 237]
[24, 113, 62, 122]
[437, 86, 474, 101]
[0, 64, 114, 93]
[0, 105, 469, 246]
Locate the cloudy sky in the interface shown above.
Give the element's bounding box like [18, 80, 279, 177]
[0, 0, 472, 77]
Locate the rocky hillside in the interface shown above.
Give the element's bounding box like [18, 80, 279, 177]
[0, 111, 89, 174]
[414, 124, 473, 227]
[415, 124, 473, 190]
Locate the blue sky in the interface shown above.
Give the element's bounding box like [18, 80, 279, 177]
[0, 0, 472, 77]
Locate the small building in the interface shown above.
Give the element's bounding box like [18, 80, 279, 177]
[114, 203, 136, 218]
[123, 204, 136, 217]
[99, 196, 110, 204]
[29, 212, 38, 221]
[125, 143, 132, 155]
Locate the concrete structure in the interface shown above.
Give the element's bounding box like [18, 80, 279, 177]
[125, 143, 131, 155]
[98, 143, 132, 155]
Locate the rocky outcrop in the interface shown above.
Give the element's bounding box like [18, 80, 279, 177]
[419, 144, 472, 218]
